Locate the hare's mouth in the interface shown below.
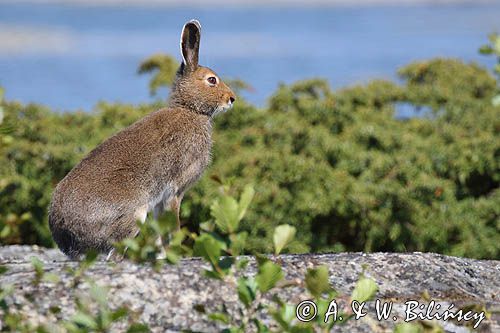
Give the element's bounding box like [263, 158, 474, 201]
[213, 103, 232, 116]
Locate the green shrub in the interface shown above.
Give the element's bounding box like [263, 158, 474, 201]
[0, 57, 498, 259]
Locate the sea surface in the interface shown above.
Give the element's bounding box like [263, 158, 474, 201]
[0, 2, 500, 112]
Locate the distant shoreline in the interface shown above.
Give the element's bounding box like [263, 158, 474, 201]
[1, 0, 498, 7]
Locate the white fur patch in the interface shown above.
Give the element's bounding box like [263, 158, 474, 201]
[150, 184, 176, 219]
[134, 204, 148, 223]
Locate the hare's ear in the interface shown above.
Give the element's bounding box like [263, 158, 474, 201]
[180, 19, 201, 72]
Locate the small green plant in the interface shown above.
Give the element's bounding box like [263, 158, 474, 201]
[190, 183, 379, 332]
[137, 54, 179, 96]
[114, 213, 191, 271]
[30, 256, 60, 286]
[63, 281, 149, 333]
[65, 250, 99, 288]
[0, 250, 150, 332]
[61, 252, 150, 333]
[480, 33, 500, 76]
[273, 224, 296, 255]
[0, 265, 28, 332]
[394, 321, 445, 333]
[192, 184, 255, 280]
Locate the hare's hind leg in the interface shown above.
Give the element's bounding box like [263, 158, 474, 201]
[106, 205, 148, 261]
[169, 193, 185, 231]
[152, 201, 167, 259]
[155, 237, 167, 259]
[151, 194, 183, 259]
[106, 248, 117, 261]
[150, 194, 183, 260]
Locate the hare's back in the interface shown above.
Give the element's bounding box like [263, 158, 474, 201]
[52, 112, 162, 215]
[56, 107, 211, 209]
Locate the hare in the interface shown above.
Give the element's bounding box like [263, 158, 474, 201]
[49, 19, 235, 259]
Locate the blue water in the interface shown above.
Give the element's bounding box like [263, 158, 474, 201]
[0, 3, 499, 111]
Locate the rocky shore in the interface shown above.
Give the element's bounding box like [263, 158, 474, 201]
[0, 246, 498, 332]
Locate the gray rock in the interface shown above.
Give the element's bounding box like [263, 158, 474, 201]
[0, 246, 498, 332]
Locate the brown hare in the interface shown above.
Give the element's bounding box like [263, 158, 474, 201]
[49, 19, 235, 259]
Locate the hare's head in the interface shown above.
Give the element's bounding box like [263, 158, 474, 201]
[170, 20, 236, 117]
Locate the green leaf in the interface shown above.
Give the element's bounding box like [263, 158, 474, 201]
[290, 326, 315, 333]
[271, 302, 296, 330]
[110, 306, 129, 322]
[71, 312, 98, 329]
[165, 249, 180, 265]
[193, 304, 206, 313]
[208, 312, 230, 324]
[122, 239, 140, 252]
[305, 265, 331, 297]
[170, 229, 186, 246]
[494, 63, 500, 75]
[316, 297, 336, 327]
[204, 269, 224, 280]
[199, 221, 214, 232]
[193, 234, 222, 267]
[236, 258, 250, 270]
[126, 323, 150, 333]
[221, 328, 243, 333]
[254, 253, 269, 266]
[253, 319, 271, 333]
[0, 225, 10, 238]
[30, 257, 44, 273]
[478, 45, 493, 55]
[351, 276, 378, 303]
[237, 185, 255, 221]
[494, 34, 500, 53]
[89, 283, 108, 307]
[83, 250, 99, 265]
[273, 224, 296, 255]
[255, 260, 283, 292]
[229, 231, 248, 256]
[492, 94, 500, 106]
[49, 306, 61, 314]
[42, 273, 60, 284]
[210, 195, 240, 234]
[237, 277, 256, 307]
[393, 322, 423, 333]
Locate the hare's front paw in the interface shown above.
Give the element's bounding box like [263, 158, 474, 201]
[105, 248, 125, 262]
[156, 236, 167, 259]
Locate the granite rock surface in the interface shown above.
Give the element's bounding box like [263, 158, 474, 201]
[0, 245, 498, 332]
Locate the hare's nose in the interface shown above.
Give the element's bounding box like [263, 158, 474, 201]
[229, 97, 235, 104]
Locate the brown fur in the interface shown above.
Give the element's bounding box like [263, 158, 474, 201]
[48, 20, 235, 258]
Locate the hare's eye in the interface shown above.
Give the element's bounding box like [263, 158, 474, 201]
[207, 76, 217, 85]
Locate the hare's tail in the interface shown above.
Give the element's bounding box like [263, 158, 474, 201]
[49, 205, 140, 259]
[49, 209, 112, 259]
